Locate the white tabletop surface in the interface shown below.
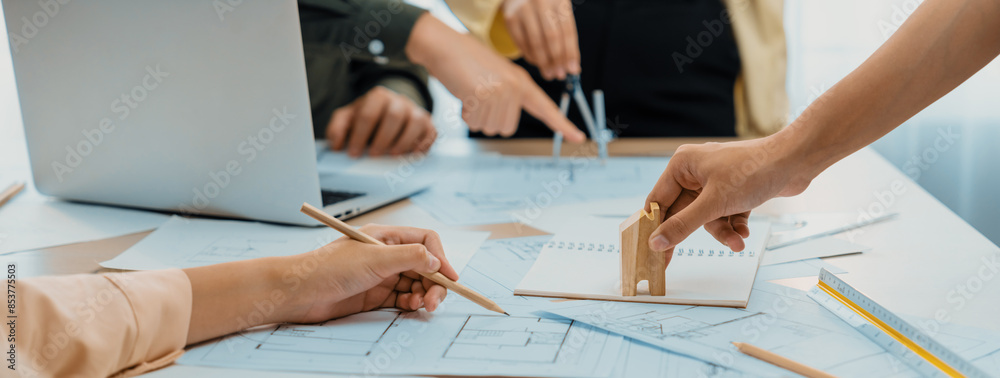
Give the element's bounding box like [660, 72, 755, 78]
[3, 137, 998, 377]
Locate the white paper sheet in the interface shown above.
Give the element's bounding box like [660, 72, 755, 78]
[754, 258, 848, 283]
[0, 190, 170, 255]
[100, 216, 489, 273]
[762, 236, 867, 266]
[514, 216, 770, 307]
[541, 281, 1000, 377]
[766, 212, 896, 249]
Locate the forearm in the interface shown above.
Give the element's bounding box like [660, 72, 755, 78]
[404, 13, 452, 76]
[780, 0, 1000, 181]
[183, 256, 304, 345]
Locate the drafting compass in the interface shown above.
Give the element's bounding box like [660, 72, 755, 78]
[551, 74, 613, 164]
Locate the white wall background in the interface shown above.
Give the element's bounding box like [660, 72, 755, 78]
[784, 0, 1000, 244]
[1, 0, 997, 243]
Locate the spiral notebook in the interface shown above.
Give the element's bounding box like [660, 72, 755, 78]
[514, 216, 770, 307]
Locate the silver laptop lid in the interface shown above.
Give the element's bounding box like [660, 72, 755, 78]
[5, 0, 323, 225]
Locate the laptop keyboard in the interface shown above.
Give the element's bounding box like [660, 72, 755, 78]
[321, 190, 365, 206]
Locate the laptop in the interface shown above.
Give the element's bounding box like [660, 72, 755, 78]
[3, 0, 429, 225]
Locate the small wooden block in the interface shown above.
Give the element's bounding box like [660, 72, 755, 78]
[619, 202, 666, 296]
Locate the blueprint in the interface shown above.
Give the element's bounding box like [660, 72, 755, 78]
[541, 281, 1000, 377]
[410, 156, 668, 225]
[452, 235, 557, 315]
[174, 232, 1000, 377]
[612, 338, 751, 378]
[460, 236, 768, 377]
[181, 308, 622, 377]
[178, 235, 625, 377]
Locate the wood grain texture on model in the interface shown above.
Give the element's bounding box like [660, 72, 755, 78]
[619, 202, 665, 296]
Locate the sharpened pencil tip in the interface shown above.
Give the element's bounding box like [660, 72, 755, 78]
[504, 312, 510, 316]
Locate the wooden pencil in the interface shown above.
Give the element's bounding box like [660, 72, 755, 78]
[0, 181, 25, 209]
[732, 342, 838, 378]
[300, 203, 508, 316]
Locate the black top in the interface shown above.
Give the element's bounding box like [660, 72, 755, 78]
[471, 0, 741, 138]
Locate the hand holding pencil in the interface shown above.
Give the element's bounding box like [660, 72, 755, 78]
[301, 203, 508, 316]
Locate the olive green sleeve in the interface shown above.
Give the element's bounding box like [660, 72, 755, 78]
[298, 0, 426, 63]
[298, 0, 432, 137]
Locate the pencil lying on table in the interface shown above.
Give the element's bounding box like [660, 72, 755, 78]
[0, 181, 25, 208]
[732, 342, 837, 378]
[300, 203, 509, 316]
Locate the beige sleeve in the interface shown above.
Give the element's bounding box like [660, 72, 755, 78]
[443, 0, 521, 58]
[17, 270, 192, 378]
[726, 0, 790, 138]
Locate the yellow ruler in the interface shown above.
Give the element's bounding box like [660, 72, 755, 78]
[808, 269, 991, 378]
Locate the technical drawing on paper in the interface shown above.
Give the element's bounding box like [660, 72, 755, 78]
[542, 282, 1000, 377]
[254, 310, 401, 358]
[452, 236, 556, 313]
[179, 233, 625, 377]
[180, 306, 624, 377]
[444, 315, 572, 362]
[411, 156, 668, 225]
[185, 237, 287, 263]
[617, 310, 720, 336]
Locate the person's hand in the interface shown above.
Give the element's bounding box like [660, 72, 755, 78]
[326, 86, 436, 158]
[501, 0, 580, 81]
[405, 13, 585, 141]
[282, 225, 460, 324]
[184, 224, 460, 344]
[644, 135, 815, 258]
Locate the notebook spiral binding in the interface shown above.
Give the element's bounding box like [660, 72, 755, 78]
[675, 247, 755, 257]
[544, 241, 755, 257]
[545, 240, 620, 254]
